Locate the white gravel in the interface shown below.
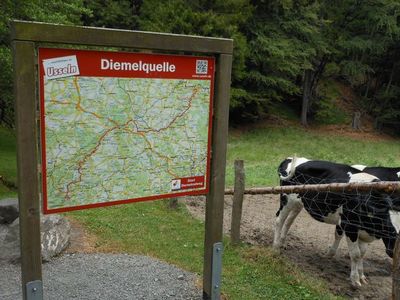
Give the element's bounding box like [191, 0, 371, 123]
[0, 253, 202, 300]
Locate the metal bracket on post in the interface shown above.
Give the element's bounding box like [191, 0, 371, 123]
[211, 242, 223, 300]
[26, 280, 43, 300]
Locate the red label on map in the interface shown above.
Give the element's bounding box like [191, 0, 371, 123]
[39, 48, 215, 80]
[172, 176, 205, 191]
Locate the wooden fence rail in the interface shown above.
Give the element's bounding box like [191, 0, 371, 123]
[225, 181, 400, 195]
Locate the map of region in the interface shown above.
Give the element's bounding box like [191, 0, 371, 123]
[43, 76, 211, 209]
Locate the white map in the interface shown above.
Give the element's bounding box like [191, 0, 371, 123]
[43, 76, 211, 209]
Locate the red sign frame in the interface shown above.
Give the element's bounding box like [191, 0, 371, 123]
[39, 48, 215, 214]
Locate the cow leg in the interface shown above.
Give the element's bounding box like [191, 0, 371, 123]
[279, 198, 303, 246]
[382, 237, 395, 258]
[358, 240, 369, 285]
[346, 236, 362, 287]
[273, 203, 290, 250]
[327, 225, 343, 257]
[273, 193, 301, 250]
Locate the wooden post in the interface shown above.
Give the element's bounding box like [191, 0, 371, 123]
[13, 40, 43, 299]
[168, 198, 178, 209]
[393, 238, 400, 299]
[352, 111, 362, 130]
[231, 160, 245, 245]
[203, 53, 232, 300]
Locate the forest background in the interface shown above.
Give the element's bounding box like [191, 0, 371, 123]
[1, 0, 400, 131]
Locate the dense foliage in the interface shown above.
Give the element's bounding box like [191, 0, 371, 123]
[0, 0, 90, 127]
[1, 0, 400, 130]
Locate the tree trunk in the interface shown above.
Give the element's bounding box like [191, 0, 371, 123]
[352, 111, 362, 130]
[385, 64, 395, 95]
[364, 77, 371, 98]
[301, 57, 328, 126]
[301, 69, 312, 126]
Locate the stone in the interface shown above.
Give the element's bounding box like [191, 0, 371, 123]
[2, 218, 20, 262]
[40, 214, 71, 261]
[0, 198, 19, 224]
[0, 214, 71, 263]
[0, 224, 8, 242]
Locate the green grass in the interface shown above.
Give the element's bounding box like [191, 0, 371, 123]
[0, 126, 17, 198]
[70, 200, 340, 300]
[225, 125, 400, 187]
[2, 124, 400, 298]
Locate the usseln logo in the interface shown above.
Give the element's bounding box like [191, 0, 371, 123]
[43, 55, 80, 80]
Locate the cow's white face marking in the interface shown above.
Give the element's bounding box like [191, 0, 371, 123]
[390, 210, 400, 234]
[281, 157, 310, 180]
[323, 206, 342, 225]
[397, 171, 400, 179]
[349, 172, 379, 183]
[352, 164, 367, 171]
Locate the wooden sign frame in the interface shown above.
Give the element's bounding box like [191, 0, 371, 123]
[11, 21, 232, 300]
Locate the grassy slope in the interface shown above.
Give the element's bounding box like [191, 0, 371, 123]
[226, 125, 400, 187]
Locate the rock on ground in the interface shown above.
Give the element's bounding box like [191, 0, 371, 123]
[0, 213, 71, 262]
[0, 198, 19, 224]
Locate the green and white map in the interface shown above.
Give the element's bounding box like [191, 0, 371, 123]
[43, 76, 211, 209]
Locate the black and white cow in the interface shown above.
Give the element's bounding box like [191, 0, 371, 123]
[273, 157, 400, 286]
[338, 185, 400, 286]
[352, 165, 400, 181]
[327, 165, 400, 258]
[273, 157, 364, 250]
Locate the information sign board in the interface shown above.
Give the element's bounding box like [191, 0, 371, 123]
[39, 48, 215, 213]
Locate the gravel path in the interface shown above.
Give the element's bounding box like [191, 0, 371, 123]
[0, 253, 202, 300]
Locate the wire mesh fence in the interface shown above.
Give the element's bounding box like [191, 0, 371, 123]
[227, 159, 400, 297]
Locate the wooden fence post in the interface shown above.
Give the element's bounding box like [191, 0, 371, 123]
[393, 237, 400, 299]
[168, 198, 178, 209]
[231, 160, 245, 245]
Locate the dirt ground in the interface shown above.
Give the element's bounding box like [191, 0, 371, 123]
[185, 194, 393, 300]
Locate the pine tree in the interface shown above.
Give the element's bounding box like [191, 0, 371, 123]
[0, 0, 90, 127]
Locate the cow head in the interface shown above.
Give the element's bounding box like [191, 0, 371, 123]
[278, 157, 310, 181]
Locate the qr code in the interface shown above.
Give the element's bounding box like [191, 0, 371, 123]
[196, 60, 208, 74]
